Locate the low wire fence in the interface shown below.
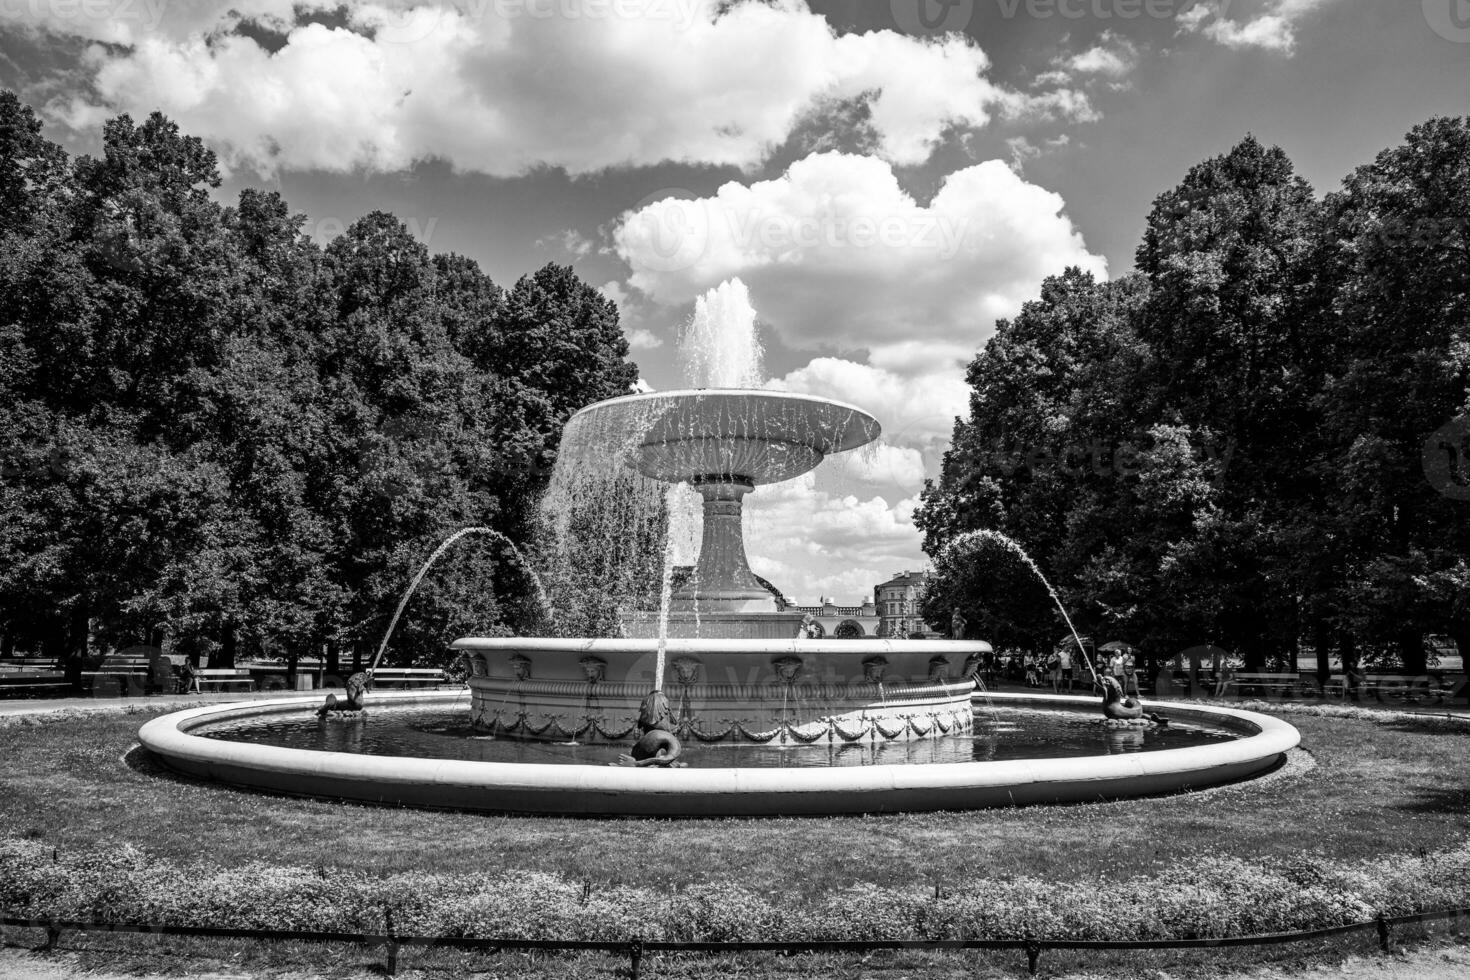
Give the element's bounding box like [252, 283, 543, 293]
[4, 907, 1469, 977]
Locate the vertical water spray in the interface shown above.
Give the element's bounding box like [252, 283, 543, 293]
[653, 483, 700, 689]
[678, 277, 764, 389]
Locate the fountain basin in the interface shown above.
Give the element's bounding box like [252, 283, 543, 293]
[565, 389, 881, 486]
[137, 692, 1300, 816]
[454, 637, 985, 743]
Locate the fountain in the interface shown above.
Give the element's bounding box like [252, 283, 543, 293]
[457, 279, 984, 745]
[136, 277, 1300, 815]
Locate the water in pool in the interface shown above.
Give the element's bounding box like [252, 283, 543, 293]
[195, 703, 1242, 768]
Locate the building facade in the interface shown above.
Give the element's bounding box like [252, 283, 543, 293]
[874, 570, 933, 638]
[788, 597, 880, 638]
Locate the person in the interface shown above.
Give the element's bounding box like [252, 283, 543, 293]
[182, 658, 201, 694]
[950, 608, 967, 640]
[1212, 647, 1232, 698]
[1048, 650, 1062, 693]
[1122, 649, 1140, 698]
[1025, 654, 1040, 688]
[1058, 644, 1074, 693]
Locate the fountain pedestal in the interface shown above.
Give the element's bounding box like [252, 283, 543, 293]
[624, 475, 808, 639]
[675, 477, 769, 611]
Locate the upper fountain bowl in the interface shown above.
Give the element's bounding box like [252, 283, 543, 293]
[568, 389, 882, 486]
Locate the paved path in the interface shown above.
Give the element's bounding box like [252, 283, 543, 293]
[0, 691, 325, 720]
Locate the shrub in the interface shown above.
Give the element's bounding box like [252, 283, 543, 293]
[3, 836, 1468, 942]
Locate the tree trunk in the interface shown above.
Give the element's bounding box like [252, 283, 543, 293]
[325, 641, 341, 680]
[1399, 629, 1427, 676]
[351, 643, 363, 674]
[219, 625, 237, 670]
[1338, 631, 1359, 701]
[1448, 630, 1470, 706]
[69, 605, 90, 660]
[1, 634, 12, 659]
[287, 645, 301, 691]
[1313, 616, 1331, 687]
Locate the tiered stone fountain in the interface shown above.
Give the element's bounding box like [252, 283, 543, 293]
[456, 387, 986, 744]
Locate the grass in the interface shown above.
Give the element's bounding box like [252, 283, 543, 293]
[2, 706, 1467, 888]
[0, 703, 1468, 977]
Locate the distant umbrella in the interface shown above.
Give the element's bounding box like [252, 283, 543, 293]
[1099, 641, 1136, 653]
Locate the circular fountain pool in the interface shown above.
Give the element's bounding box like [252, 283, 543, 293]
[138, 692, 1299, 816]
[194, 702, 1242, 767]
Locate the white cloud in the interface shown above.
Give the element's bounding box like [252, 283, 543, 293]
[1, 0, 302, 46]
[771, 357, 968, 453]
[1060, 32, 1138, 79]
[626, 329, 664, 350]
[542, 229, 593, 257]
[613, 151, 1106, 371]
[39, 0, 1091, 177]
[743, 472, 927, 605]
[1007, 134, 1071, 170]
[834, 442, 928, 493]
[1178, 0, 1337, 54]
[598, 280, 630, 306]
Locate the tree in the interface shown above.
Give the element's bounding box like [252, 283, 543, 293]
[0, 92, 643, 667]
[1318, 117, 1470, 672]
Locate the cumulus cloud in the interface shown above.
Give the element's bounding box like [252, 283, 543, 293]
[625, 329, 664, 350]
[33, 0, 1092, 177]
[1058, 32, 1138, 80]
[1178, 0, 1337, 54]
[771, 357, 969, 454]
[1007, 134, 1071, 170]
[613, 150, 1106, 372]
[743, 472, 927, 605]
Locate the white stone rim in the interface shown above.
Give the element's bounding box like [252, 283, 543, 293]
[137, 691, 1300, 812]
[451, 637, 995, 654]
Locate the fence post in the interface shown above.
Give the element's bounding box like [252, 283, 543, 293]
[1025, 934, 1042, 976]
[383, 905, 399, 977]
[628, 939, 644, 980]
[1375, 912, 1390, 953]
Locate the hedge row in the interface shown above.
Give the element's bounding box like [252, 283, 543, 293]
[3, 837, 1468, 942]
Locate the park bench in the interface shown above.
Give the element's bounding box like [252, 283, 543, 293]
[82, 668, 149, 697]
[194, 668, 255, 692]
[1322, 673, 1464, 704]
[370, 667, 450, 689]
[0, 670, 69, 698]
[3, 657, 61, 669]
[1225, 672, 1302, 699]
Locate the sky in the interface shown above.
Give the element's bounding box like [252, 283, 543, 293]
[2, 0, 1468, 605]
